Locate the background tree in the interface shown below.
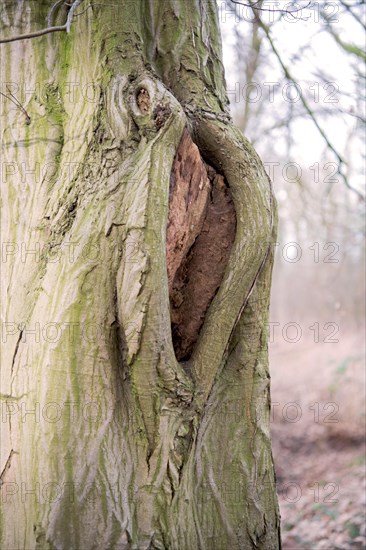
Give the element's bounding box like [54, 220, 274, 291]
[0, 1, 280, 548]
[221, 0, 365, 328]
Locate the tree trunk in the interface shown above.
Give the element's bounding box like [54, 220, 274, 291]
[0, 1, 280, 548]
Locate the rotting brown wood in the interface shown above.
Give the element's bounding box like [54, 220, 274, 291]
[167, 129, 236, 361]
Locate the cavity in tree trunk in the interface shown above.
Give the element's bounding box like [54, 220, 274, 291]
[0, 1, 280, 548]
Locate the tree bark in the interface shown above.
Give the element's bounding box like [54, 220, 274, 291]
[0, 1, 280, 548]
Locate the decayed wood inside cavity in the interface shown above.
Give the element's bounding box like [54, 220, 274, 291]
[167, 129, 236, 361]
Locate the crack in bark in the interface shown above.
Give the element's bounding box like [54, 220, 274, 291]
[10, 329, 23, 379]
[0, 449, 18, 487]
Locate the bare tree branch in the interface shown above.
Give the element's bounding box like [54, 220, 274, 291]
[47, 0, 66, 27]
[321, 18, 366, 62]
[0, 25, 68, 44]
[65, 0, 83, 32]
[0, 89, 31, 124]
[339, 0, 366, 32]
[254, 13, 365, 201]
[0, 0, 83, 44]
[230, 0, 311, 20]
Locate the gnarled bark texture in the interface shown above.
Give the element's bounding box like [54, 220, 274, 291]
[0, 1, 280, 548]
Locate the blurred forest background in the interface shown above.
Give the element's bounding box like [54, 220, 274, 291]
[219, 1, 365, 548]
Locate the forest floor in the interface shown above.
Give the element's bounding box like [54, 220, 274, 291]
[270, 329, 366, 550]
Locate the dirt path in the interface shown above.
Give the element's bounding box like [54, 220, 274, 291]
[269, 330, 365, 549]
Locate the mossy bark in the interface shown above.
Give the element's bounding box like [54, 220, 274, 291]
[0, 1, 280, 548]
